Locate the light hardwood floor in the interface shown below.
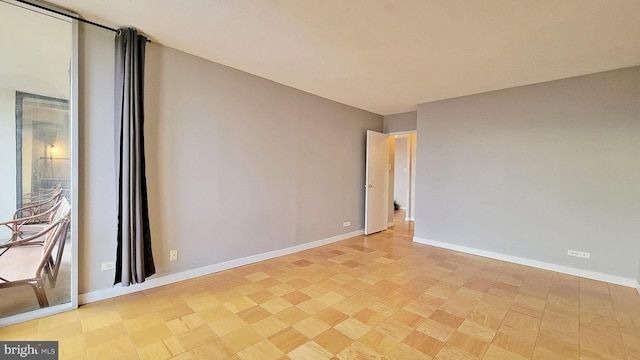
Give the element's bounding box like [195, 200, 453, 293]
[1, 211, 639, 359]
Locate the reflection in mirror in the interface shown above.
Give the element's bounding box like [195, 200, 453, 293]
[16, 92, 70, 208]
[0, 0, 75, 322]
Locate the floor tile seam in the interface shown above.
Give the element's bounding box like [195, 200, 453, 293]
[525, 272, 561, 359]
[606, 282, 638, 358]
[578, 311, 632, 360]
[476, 265, 518, 358]
[438, 322, 494, 359]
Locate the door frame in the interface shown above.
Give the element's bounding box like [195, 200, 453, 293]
[387, 130, 417, 222]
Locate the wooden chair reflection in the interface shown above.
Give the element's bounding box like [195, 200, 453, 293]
[0, 198, 71, 308]
[1, 186, 64, 244]
[12, 184, 64, 239]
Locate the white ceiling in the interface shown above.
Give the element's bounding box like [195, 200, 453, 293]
[43, 0, 640, 115]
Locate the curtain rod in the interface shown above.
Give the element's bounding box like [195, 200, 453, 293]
[15, 0, 151, 41]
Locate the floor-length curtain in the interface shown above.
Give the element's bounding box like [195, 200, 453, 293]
[114, 27, 155, 286]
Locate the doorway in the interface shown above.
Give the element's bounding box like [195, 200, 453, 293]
[391, 132, 416, 223]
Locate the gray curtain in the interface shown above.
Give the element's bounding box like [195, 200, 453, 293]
[114, 27, 155, 286]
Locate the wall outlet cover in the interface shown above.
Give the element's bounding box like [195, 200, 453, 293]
[567, 249, 590, 259]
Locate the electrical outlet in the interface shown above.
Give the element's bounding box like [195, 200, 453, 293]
[567, 249, 590, 259]
[101, 261, 115, 271]
[170, 249, 178, 261]
[343, 221, 351, 227]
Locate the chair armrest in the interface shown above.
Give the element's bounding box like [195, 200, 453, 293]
[12, 186, 63, 220]
[1, 204, 61, 241]
[0, 217, 65, 249]
[2, 205, 60, 227]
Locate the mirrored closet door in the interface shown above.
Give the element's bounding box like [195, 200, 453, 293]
[0, 0, 77, 325]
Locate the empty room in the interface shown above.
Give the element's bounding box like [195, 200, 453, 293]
[0, 0, 639, 359]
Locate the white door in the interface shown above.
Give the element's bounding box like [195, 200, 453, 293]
[365, 130, 389, 235]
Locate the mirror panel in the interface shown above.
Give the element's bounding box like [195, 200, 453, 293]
[0, 0, 76, 324]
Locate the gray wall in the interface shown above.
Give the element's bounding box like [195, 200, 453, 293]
[384, 111, 417, 133]
[415, 66, 640, 280]
[78, 24, 118, 293]
[78, 24, 382, 294]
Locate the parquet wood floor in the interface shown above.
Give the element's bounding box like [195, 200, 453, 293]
[1, 211, 639, 359]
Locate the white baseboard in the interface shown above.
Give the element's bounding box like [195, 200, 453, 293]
[413, 237, 638, 288]
[0, 303, 72, 328]
[80, 229, 364, 304]
[636, 281, 640, 296]
[404, 217, 415, 222]
[387, 222, 394, 227]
